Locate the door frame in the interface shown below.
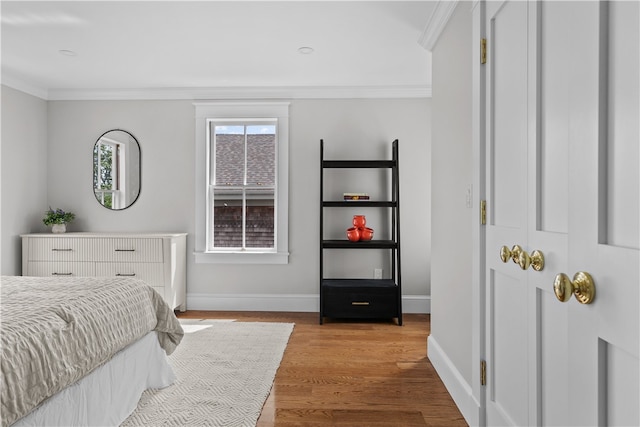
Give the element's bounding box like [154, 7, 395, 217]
[471, 1, 487, 426]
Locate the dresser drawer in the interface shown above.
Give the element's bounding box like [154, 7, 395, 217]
[94, 262, 164, 288]
[25, 261, 95, 277]
[94, 238, 163, 262]
[25, 238, 94, 262]
[322, 285, 398, 319]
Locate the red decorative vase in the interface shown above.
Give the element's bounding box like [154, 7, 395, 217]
[360, 227, 374, 241]
[352, 215, 366, 228]
[346, 227, 361, 242]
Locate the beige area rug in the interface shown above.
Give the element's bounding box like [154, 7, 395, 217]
[122, 320, 294, 427]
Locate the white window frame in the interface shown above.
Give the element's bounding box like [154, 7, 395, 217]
[208, 119, 277, 251]
[194, 102, 290, 264]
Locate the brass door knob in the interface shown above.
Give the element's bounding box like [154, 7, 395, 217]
[500, 245, 523, 264]
[518, 249, 545, 271]
[553, 272, 595, 304]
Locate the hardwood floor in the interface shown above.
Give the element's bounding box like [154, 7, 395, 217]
[177, 311, 467, 427]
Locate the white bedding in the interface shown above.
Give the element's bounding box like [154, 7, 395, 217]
[0, 276, 183, 426]
[12, 332, 175, 427]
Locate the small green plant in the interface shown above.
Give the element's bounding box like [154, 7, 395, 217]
[43, 207, 75, 226]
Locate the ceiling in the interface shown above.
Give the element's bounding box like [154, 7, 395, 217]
[1, 1, 437, 100]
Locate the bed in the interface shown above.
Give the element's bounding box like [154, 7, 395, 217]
[0, 275, 184, 427]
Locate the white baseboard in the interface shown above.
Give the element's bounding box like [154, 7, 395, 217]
[427, 335, 481, 426]
[186, 293, 430, 314]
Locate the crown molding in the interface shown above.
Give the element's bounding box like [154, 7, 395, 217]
[1, 74, 49, 100]
[418, 0, 459, 52]
[0, 75, 431, 101]
[47, 85, 431, 101]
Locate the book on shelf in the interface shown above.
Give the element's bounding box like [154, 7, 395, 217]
[343, 193, 370, 201]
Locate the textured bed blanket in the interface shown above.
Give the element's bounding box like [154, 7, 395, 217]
[0, 275, 184, 427]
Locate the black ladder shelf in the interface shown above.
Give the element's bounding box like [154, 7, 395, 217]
[319, 139, 402, 325]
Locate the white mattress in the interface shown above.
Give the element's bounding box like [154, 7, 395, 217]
[13, 331, 175, 427]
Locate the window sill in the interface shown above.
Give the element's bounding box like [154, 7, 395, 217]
[194, 251, 289, 265]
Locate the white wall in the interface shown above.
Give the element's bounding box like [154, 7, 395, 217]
[429, 1, 473, 384]
[1, 85, 49, 275]
[41, 97, 431, 312]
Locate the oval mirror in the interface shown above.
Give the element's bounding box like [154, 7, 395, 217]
[93, 129, 141, 210]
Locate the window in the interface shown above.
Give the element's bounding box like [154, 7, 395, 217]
[194, 102, 289, 264]
[210, 122, 276, 250]
[93, 137, 122, 209]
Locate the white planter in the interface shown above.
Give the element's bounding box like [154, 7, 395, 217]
[51, 224, 67, 233]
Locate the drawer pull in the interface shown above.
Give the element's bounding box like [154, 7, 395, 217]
[116, 273, 136, 277]
[52, 248, 72, 252]
[115, 249, 136, 252]
[52, 272, 72, 276]
[351, 301, 370, 306]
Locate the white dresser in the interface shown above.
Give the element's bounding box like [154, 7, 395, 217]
[21, 233, 187, 311]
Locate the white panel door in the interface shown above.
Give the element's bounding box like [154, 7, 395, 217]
[484, 1, 530, 425]
[527, 2, 572, 425]
[565, 1, 639, 425]
[484, 1, 639, 426]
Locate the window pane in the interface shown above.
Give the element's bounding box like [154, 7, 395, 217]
[214, 128, 245, 186]
[104, 193, 113, 209]
[98, 144, 114, 190]
[212, 189, 242, 248]
[93, 145, 99, 189]
[246, 189, 275, 248]
[208, 120, 278, 252]
[247, 128, 275, 186]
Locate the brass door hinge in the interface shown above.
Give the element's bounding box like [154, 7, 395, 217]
[481, 38, 487, 64]
[481, 360, 487, 386]
[480, 200, 487, 225]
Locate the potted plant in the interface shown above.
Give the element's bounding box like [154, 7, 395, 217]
[43, 208, 75, 233]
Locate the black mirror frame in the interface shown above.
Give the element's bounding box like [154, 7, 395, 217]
[93, 129, 141, 211]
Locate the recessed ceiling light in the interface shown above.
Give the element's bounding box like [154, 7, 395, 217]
[297, 47, 314, 55]
[58, 49, 77, 57]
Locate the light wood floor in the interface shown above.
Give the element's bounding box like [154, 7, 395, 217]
[177, 311, 467, 427]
